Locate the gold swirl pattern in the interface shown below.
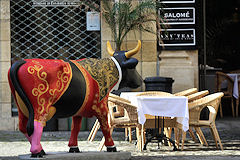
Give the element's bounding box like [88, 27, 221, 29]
[49, 66, 71, 97]
[27, 63, 49, 114]
[77, 58, 119, 102]
[27, 60, 72, 117]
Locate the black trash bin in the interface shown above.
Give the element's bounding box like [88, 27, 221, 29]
[144, 76, 174, 93]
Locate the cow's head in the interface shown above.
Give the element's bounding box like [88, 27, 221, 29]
[107, 40, 142, 89]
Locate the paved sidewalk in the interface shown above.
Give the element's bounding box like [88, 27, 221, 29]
[0, 117, 240, 160]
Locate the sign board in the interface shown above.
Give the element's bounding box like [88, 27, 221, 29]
[32, 0, 82, 6]
[159, 29, 195, 46]
[158, 0, 201, 50]
[159, 7, 195, 25]
[161, 0, 195, 3]
[86, 12, 100, 31]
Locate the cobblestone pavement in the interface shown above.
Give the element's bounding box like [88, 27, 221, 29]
[0, 117, 240, 160]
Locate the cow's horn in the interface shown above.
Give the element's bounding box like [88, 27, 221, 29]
[107, 41, 114, 56]
[125, 40, 141, 58]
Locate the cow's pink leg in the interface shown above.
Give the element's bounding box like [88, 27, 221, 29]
[30, 121, 43, 154]
[24, 133, 44, 151]
[68, 116, 82, 152]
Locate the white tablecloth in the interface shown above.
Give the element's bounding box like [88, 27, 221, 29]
[120, 92, 189, 131]
[227, 74, 240, 99]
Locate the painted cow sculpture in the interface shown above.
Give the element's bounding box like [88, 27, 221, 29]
[8, 40, 142, 157]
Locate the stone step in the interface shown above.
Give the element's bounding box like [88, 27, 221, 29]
[19, 151, 131, 160]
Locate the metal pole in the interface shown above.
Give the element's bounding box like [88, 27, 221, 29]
[203, 0, 207, 89]
[157, 51, 160, 76]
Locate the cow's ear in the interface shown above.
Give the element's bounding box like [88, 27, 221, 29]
[122, 58, 138, 69]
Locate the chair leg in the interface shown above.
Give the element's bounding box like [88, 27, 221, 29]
[210, 124, 224, 150]
[168, 127, 173, 147]
[210, 126, 218, 149]
[98, 137, 105, 151]
[128, 127, 132, 143]
[219, 102, 223, 118]
[168, 127, 172, 138]
[174, 128, 179, 148]
[87, 119, 100, 141]
[164, 127, 172, 147]
[231, 98, 235, 117]
[125, 128, 128, 141]
[136, 126, 142, 151]
[142, 127, 146, 145]
[90, 122, 101, 142]
[141, 125, 145, 151]
[236, 98, 239, 117]
[181, 130, 186, 151]
[188, 127, 198, 143]
[195, 127, 208, 146]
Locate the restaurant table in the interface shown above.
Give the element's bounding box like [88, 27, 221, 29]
[120, 92, 189, 150]
[120, 92, 189, 131]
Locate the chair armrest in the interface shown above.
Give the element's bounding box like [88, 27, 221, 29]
[207, 106, 216, 123]
[108, 97, 138, 123]
[188, 92, 223, 110]
[109, 93, 131, 103]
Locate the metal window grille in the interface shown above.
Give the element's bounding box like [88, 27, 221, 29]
[10, 0, 101, 62]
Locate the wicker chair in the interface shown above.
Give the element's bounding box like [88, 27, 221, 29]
[229, 71, 240, 117]
[97, 95, 143, 151]
[178, 92, 224, 150]
[136, 91, 177, 147]
[174, 88, 198, 96]
[175, 90, 210, 148]
[215, 71, 236, 117]
[87, 93, 130, 142]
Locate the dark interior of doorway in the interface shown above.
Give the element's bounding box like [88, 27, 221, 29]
[206, 0, 240, 72]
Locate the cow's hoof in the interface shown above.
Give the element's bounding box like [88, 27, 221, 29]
[31, 149, 46, 158]
[69, 147, 80, 153]
[107, 146, 117, 152]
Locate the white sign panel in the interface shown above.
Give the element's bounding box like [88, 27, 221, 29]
[159, 29, 196, 46]
[86, 12, 100, 31]
[159, 7, 195, 25]
[161, 0, 195, 3]
[32, 0, 82, 6]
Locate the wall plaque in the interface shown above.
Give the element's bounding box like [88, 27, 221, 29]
[161, 0, 195, 3]
[86, 12, 100, 31]
[159, 7, 195, 25]
[159, 29, 195, 46]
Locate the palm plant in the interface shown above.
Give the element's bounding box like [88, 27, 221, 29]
[102, 0, 163, 51]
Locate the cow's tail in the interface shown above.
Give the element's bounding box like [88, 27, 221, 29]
[9, 60, 34, 137]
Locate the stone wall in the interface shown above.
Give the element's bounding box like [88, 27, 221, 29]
[159, 50, 199, 93]
[0, 0, 18, 130]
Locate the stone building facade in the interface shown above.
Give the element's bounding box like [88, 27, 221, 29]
[0, 0, 18, 130]
[0, 0, 198, 130]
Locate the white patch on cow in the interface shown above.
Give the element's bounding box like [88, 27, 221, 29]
[110, 57, 122, 92]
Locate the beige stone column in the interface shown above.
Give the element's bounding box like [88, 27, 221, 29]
[159, 50, 199, 93]
[0, 0, 18, 130]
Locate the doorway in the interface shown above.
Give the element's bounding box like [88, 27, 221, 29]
[206, 0, 240, 72]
